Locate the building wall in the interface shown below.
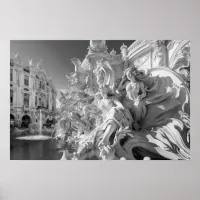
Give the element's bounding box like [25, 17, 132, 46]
[127, 40, 170, 70]
[127, 40, 190, 73]
[10, 56, 57, 127]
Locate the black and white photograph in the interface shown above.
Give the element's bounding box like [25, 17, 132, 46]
[10, 40, 190, 160]
[2, 0, 200, 199]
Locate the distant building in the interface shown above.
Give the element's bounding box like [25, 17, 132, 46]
[10, 54, 57, 128]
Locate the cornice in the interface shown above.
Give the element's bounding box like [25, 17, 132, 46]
[127, 40, 153, 60]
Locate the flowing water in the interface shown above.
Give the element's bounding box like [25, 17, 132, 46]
[39, 109, 42, 135]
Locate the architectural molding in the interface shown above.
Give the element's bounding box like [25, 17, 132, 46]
[127, 40, 153, 61]
[169, 40, 190, 68]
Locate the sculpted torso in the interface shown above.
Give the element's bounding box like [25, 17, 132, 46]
[126, 82, 140, 101]
[99, 98, 115, 113]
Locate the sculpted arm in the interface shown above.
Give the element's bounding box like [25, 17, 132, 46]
[113, 99, 125, 109]
[139, 82, 147, 99]
[116, 75, 128, 91]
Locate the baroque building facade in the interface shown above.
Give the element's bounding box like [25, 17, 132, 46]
[10, 54, 57, 128]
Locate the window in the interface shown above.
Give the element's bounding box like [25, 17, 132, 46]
[35, 80, 37, 90]
[47, 99, 49, 108]
[24, 93, 29, 106]
[10, 59, 14, 67]
[24, 75, 29, 86]
[35, 96, 37, 106]
[10, 69, 13, 81]
[39, 97, 42, 106]
[10, 89, 13, 104]
[23, 67, 30, 73]
[39, 81, 42, 89]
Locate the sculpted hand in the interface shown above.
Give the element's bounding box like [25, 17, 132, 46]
[112, 133, 126, 147]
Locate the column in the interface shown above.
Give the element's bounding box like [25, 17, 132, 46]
[15, 69, 21, 106]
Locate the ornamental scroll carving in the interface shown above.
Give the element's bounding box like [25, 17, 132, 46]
[54, 40, 190, 161]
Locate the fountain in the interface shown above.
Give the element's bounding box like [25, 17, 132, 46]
[11, 108, 67, 160]
[15, 108, 52, 141]
[11, 40, 190, 160]
[39, 109, 42, 135]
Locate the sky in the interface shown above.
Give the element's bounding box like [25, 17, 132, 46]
[10, 40, 135, 90]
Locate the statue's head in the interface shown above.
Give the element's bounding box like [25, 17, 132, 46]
[90, 40, 106, 51]
[124, 67, 137, 81]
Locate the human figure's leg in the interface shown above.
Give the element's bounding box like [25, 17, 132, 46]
[98, 122, 117, 146]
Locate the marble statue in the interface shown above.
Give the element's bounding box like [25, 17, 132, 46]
[117, 67, 147, 130]
[54, 40, 190, 160]
[153, 40, 168, 67]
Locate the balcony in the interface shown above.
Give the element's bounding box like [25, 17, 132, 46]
[37, 105, 48, 111]
[23, 105, 30, 112]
